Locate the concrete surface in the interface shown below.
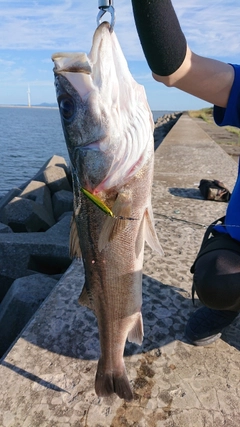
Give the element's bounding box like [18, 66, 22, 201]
[0, 214, 72, 300]
[0, 114, 239, 427]
[0, 273, 58, 358]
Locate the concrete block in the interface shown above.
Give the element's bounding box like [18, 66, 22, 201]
[20, 180, 55, 223]
[17, 155, 70, 193]
[42, 166, 72, 194]
[45, 213, 72, 244]
[58, 210, 73, 221]
[35, 154, 69, 176]
[0, 188, 21, 221]
[1, 197, 55, 232]
[52, 190, 73, 220]
[0, 276, 14, 304]
[0, 273, 58, 357]
[0, 223, 13, 234]
[0, 187, 21, 211]
[0, 220, 71, 301]
[33, 155, 71, 184]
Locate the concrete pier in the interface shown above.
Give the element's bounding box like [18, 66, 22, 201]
[0, 114, 239, 427]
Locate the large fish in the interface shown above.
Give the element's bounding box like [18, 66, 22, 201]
[52, 22, 163, 401]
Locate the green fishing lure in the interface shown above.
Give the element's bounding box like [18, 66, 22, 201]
[80, 187, 137, 220]
[81, 187, 114, 217]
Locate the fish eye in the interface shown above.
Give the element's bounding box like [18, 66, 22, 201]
[59, 97, 75, 120]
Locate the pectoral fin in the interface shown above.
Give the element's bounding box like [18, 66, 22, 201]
[98, 191, 132, 251]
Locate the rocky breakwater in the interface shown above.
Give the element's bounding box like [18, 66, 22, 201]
[154, 112, 182, 149]
[0, 155, 74, 358]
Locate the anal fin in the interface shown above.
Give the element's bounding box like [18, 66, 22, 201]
[127, 313, 144, 345]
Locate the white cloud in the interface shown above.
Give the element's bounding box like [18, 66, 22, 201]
[1, 0, 240, 108]
[0, 1, 137, 53]
[174, 1, 240, 58]
[1, 1, 239, 59]
[0, 58, 15, 67]
[1, 0, 239, 60]
[0, 66, 26, 84]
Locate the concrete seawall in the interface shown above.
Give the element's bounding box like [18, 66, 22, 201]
[0, 113, 239, 427]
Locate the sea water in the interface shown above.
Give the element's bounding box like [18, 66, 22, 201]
[0, 107, 172, 198]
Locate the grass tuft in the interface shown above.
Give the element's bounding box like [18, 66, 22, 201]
[188, 107, 213, 123]
[188, 107, 240, 141]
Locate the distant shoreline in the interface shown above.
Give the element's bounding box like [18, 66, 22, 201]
[0, 105, 58, 110]
[0, 105, 174, 115]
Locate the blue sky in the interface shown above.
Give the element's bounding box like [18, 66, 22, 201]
[1, 0, 240, 111]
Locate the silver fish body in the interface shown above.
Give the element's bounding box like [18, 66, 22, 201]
[52, 22, 163, 401]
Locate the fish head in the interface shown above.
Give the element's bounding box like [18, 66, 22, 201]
[52, 22, 154, 193]
[52, 48, 113, 191]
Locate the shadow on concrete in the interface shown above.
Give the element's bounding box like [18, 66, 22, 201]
[18, 272, 239, 359]
[169, 187, 203, 200]
[19, 275, 196, 361]
[1, 360, 69, 393]
[221, 323, 240, 351]
[1, 277, 194, 391]
[125, 276, 191, 357]
[2, 274, 239, 392]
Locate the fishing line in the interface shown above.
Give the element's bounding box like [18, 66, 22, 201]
[154, 212, 240, 231]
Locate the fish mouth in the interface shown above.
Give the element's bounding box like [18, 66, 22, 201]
[53, 67, 90, 75]
[52, 52, 92, 75]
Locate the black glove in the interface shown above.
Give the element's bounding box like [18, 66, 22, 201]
[131, 0, 187, 76]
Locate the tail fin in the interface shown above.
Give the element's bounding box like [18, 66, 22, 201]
[95, 359, 133, 401]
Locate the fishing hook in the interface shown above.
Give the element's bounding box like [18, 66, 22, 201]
[97, 0, 116, 32]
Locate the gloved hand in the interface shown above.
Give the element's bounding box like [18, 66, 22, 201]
[131, 0, 187, 76]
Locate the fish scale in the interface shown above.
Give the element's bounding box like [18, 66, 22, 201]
[52, 21, 163, 401]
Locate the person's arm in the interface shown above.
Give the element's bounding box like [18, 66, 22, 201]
[153, 47, 234, 109]
[131, 0, 234, 108]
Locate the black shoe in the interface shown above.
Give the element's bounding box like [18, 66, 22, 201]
[185, 306, 239, 346]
